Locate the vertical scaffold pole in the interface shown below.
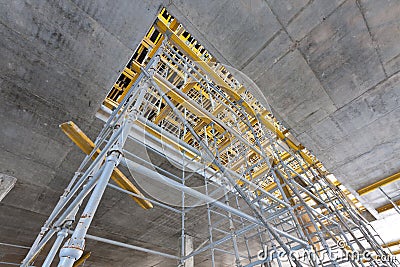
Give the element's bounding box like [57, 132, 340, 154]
[57, 150, 121, 267]
[57, 79, 149, 267]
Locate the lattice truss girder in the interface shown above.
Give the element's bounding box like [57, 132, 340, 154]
[20, 8, 398, 267]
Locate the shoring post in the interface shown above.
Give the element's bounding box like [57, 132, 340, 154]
[42, 228, 69, 267]
[57, 150, 121, 267]
[57, 61, 151, 267]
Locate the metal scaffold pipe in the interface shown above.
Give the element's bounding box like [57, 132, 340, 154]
[58, 151, 121, 267]
[124, 158, 308, 247]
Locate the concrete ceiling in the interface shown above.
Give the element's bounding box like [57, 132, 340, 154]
[0, 0, 400, 266]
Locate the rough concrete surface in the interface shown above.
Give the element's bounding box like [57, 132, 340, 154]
[1, 0, 400, 266]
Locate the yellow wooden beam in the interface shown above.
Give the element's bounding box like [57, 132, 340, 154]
[156, 18, 256, 117]
[376, 199, 400, 213]
[73, 251, 91, 267]
[357, 171, 400, 196]
[148, 35, 165, 59]
[60, 121, 153, 209]
[153, 75, 225, 134]
[257, 114, 315, 166]
[153, 81, 196, 124]
[382, 240, 400, 248]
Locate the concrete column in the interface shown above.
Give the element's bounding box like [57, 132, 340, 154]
[184, 235, 194, 267]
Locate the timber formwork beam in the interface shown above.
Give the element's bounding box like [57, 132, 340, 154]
[60, 121, 153, 209]
[376, 199, 400, 213]
[357, 171, 400, 196]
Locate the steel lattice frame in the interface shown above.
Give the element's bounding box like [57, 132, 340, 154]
[21, 8, 399, 267]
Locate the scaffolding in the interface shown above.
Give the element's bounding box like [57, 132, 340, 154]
[378, 187, 400, 214]
[21, 8, 399, 267]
